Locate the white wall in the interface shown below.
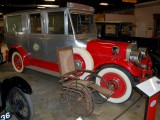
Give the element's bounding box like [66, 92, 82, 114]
[105, 14, 135, 23]
[135, 1, 160, 37]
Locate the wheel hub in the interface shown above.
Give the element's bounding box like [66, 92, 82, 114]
[75, 60, 82, 69]
[107, 79, 120, 90]
[15, 100, 24, 110]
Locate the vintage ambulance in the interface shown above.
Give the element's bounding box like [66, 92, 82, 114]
[3, 3, 152, 103]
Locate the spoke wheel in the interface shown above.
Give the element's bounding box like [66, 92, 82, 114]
[65, 82, 94, 116]
[8, 87, 34, 120]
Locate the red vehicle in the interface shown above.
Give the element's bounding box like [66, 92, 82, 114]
[4, 3, 152, 103]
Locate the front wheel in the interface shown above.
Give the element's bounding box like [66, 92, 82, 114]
[11, 51, 24, 73]
[95, 65, 133, 103]
[8, 87, 34, 120]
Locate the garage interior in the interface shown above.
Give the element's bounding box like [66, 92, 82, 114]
[0, 0, 160, 120]
[1, 62, 160, 120]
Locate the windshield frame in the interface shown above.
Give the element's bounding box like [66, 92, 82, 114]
[68, 9, 97, 36]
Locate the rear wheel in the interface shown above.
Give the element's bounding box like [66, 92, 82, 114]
[11, 51, 24, 73]
[95, 65, 133, 103]
[8, 87, 34, 120]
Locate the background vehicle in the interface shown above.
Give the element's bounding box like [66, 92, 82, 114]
[0, 76, 34, 120]
[96, 21, 160, 78]
[4, 3, 152, 103]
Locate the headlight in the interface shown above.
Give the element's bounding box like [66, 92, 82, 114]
[139, 47, 148, 60]
[129, 51, 142, 65]
[126, 43, 138, 60]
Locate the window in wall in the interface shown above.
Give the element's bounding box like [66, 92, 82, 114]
[30, 14, 41, 33]
[7, 15, 22, 33]
[105, 24, 116, 35]
[48, 12, 64, 34]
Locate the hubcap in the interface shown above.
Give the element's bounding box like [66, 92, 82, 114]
[107, 79, 119, 90]
[74, 54, 86, 76]
[14, 55, 22, 70]
[100, 72, 126, 98]
[75, 60, 83, 69]
[74, 54, 86, 69]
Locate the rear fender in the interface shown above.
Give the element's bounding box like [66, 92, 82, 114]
[94, 59, 139, 77]
[8, 45, 30, 66]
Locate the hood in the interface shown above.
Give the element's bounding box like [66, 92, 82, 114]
[87, 39, 130, 59]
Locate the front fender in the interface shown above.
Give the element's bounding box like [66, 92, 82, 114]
[94, 59, 139, 77]
[1, 76, 32, 100]
[8, 45, 30, 66]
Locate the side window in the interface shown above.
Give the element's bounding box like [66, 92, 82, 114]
[7, 15, 22, 33]
[48, 12, 64, 34]
[30, 14, 41, 33]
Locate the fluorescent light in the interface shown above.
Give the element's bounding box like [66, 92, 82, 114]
[0, 13, 3, 15]
[38, 4, 59, 7]
[37, 6, 45, 8]
[99, 2, 109, 6]
[44, 0, 55, 1]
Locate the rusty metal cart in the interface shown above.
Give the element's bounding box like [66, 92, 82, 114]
[56, 46, 114, 116]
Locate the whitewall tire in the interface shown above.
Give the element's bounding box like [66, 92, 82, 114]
[96, 65, 133, 103]
[12, 52, 24, 73]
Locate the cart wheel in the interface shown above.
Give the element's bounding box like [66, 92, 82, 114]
[92, 91, 107, 104]
[65, 82, 94, 117]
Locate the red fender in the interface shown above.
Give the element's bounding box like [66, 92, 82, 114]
[93, 59, 140, 77]
[9, 45, 30, 67]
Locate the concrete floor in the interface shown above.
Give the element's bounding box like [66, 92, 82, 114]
[0, 62, 160, 120]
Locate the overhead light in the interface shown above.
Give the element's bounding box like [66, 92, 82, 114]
[99, 1, 109, 6]
[44, 0, 55, 1]
[37, 6, 45, 8]
[37, 4, 59, 8]
[0, 13, 2, 15]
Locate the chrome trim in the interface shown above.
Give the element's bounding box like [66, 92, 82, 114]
[139, 47, 148, 60]
[126, 43, 138, 60]
[129, 51, 141, 66]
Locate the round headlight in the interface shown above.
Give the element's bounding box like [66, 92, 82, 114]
[139, 47, 148, 60]
[126, 43, 138, 60]
[129, 51, 142, 65]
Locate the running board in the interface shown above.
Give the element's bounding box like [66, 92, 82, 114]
[26, 65, 59, 77]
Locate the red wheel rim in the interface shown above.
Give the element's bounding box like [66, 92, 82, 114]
[100, 72, 126, 98]
[74, 53, 86, 76]
[14, 54, 22, 70]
